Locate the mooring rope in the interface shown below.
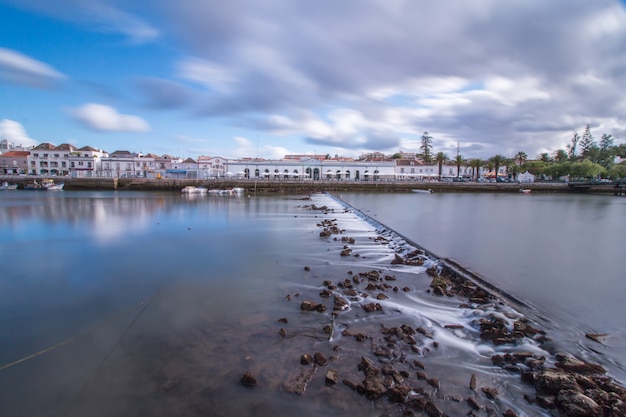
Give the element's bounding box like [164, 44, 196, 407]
[0, 291, 159, 372]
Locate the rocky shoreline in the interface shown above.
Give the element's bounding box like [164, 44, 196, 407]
[239, 195, 626, 416]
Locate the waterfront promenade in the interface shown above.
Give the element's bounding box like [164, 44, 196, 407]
[3, 175, 622, 194]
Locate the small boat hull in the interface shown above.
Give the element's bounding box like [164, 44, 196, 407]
[1, 182, 18, 190]
[411, 189, 432, 194]
[23, 179, 64, 190]
[181, 186, 208, 194]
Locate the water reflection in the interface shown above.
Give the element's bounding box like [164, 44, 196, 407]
[340, 191, 626, 383]
[1, 191, 622, 417]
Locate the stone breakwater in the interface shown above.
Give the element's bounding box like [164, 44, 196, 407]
[237, 195, 626, 417]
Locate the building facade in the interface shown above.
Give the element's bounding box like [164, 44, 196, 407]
[225, 157, 397, 181]
[0, 151, 30, 174]
[2, 141, 508, 181]
[28, 143, 76, 176]
[69, 146, 108, 178]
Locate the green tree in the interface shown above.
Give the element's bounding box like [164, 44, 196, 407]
[579, 124, 595, 158]
[420, 132, 433, 163]
[538, 152, 552, 163]
[506, 158, 520, 180]
[570, 160, 605, 179]
[488, 154, 507, 180]
[546, 161, 572, 181]
[567, 132, 580, 160]
[523, 160, 549, 176]
[468, 158, 483, 181]
[454, 154, 464, 178]
[553, 149, 568, 162]
[434, 152, 449, 181]
[484, 160, 494, 177]
[609, 163, 626, 179]
[515, 151, 528, 166]
[598, 134, 615, 169]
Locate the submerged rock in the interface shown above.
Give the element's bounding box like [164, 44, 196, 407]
[240, 371, 258, 388]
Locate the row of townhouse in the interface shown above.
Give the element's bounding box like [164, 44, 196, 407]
[0, 142, 504, 180]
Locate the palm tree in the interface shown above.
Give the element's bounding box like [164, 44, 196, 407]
[434, 152, 449, 181]
[506, 158, 520, 181]
[538, 152, 551, 163]
[488, 154, 506, 180]
[468, 158, 483, 181]
[553, 149, 568, 162]
[515, 151, 528, 166]
[454, 154, 464, 178]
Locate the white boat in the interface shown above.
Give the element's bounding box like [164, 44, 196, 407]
[411, 189, 432, 194]
[519, 189, 531, 194]
[23, 178, 64, 191]
[209, 187, 245, 195]
[1, 181, 18, 190]
[181, 186, 208, 194]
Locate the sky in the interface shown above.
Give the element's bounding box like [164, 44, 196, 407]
[1, 0, 625, 161]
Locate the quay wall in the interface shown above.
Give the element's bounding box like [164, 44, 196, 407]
[4, 176, 614, 193]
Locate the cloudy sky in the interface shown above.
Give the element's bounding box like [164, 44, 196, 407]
[1, 0, 625, 160]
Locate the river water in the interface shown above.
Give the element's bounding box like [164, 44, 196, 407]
[0, 190, 623, 416]
[340, 191, 626, 383]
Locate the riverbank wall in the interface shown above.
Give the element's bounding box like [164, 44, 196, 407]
[2, 176, 620, 194]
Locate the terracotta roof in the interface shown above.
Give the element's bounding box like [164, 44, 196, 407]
[32, 143, 56, 150]
[0, 151, 30, 156]
[55, 143, 76, 151]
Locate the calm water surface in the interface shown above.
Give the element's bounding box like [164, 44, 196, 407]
[0, 190, 623, 417]
[341, 191, 626, 382]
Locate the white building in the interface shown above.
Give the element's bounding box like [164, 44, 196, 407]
[101, 150, 142, 178]
[225, 157, 396, 181]
[70, 146, 108, 177]
[198, 156, 227, 178]
[29, 143, 75, 176]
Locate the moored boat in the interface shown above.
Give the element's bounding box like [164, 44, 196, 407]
[181, 185, 208, 194]
[411, 189, 432, 194]
[23, 178, 64, 191]
[1, 181, 18, 190]
[208, 187, 245, 195]
[519, 188, 531, 194]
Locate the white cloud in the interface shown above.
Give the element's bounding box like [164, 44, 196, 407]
[0, 119, 38, 147]
[177, 58, 235, 92]
[70, 103, 150, 132]
[88, 3, 159, 44]
[231, 135, 290, 159]
[0, 47, 66, 88]
[5, 1, 158, 44]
